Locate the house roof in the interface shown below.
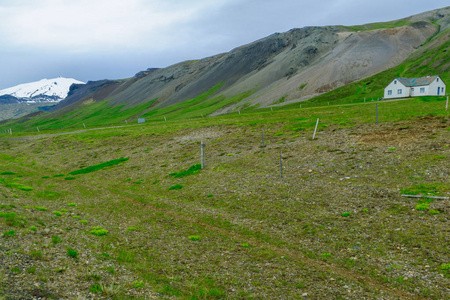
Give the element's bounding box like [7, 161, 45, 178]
[396, 75, 440, 87]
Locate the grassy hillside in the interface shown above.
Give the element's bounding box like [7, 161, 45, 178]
[0, 83, 254, 133]
[307, 29, 450, 105]
[3, 31, 447, 133]
[342, 20, 412, 32]
[0, 97, 448, 299]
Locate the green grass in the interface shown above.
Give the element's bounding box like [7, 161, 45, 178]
[169, 184, 183, 190]
[189, 235, 201, 241]
[1, 99, 157, 132]
[401, 183, 442, 196]
[415, 202, 429, 211]
[342, 20, 412, 32]
[67, 248, 78, 259]
[69, 157, 129, 175]
[169, 164, 201, 178]
[0, 82, 252, 132]
[3, 230, 16, 237]
[2, 181, 33, 191]
[140, 82, 254, 122]
[52, 235, 63, 244]
[0, 172, 16, 175]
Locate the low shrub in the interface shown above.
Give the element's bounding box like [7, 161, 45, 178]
[3, 230, 16, 237]
[189, 235, 200, 241]
[52, 235, 62, 244]
[52, 211, 63, 217]
[91, 226, 108, 236]
[415, 203, 429, 211]
[67, 248, 78, 259]
[132, 280, 144, 288]
[169, 184, 183, 190]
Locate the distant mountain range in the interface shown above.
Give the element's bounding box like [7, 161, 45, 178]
[0, 78, 84, 104]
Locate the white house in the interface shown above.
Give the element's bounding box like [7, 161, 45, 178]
[384, 75, 446, 99]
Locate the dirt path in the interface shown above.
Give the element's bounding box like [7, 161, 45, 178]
[0, 124, 136, 141]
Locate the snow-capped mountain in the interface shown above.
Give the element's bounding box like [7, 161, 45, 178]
[0, 77, 85, 103]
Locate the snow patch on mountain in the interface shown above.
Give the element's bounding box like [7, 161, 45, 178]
[0, 77, 85, 103]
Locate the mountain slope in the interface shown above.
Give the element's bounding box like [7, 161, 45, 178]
[303, 24, 450, 105]
[4, 7, 450, 129]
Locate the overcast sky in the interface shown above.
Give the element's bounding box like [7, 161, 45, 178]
[0, 0, 446, 89]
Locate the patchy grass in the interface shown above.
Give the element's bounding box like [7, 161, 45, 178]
[169, 163, 201, 178]
[69, 158, 129, 175]
[0, 96, 448, 299]
[67, 248, 78, 259]
[169, 184, 183, 190]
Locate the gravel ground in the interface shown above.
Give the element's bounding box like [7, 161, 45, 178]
[0, 114, 448, 299]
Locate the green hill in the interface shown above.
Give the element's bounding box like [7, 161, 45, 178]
[0, 7, 449, 133]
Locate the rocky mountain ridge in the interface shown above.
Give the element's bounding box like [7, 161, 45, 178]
[51, 7, 449, 119]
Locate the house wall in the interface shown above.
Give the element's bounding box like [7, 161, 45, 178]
[384, 76, 447, 99]
[427, 77, 446, 96]
[411, 85, 429, 97]
[384, 79, 409, 99]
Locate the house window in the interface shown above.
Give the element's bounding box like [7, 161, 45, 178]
[397, 89, 402, 95]
[394, 80, 397, 84]
[442, 87, 445, 94]
[388, 90, 392, 95]
[437, 78, 439, 82]
[420, 88, 425, 93]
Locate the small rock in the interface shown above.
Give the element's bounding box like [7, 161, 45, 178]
[302, 292, 308, 297]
